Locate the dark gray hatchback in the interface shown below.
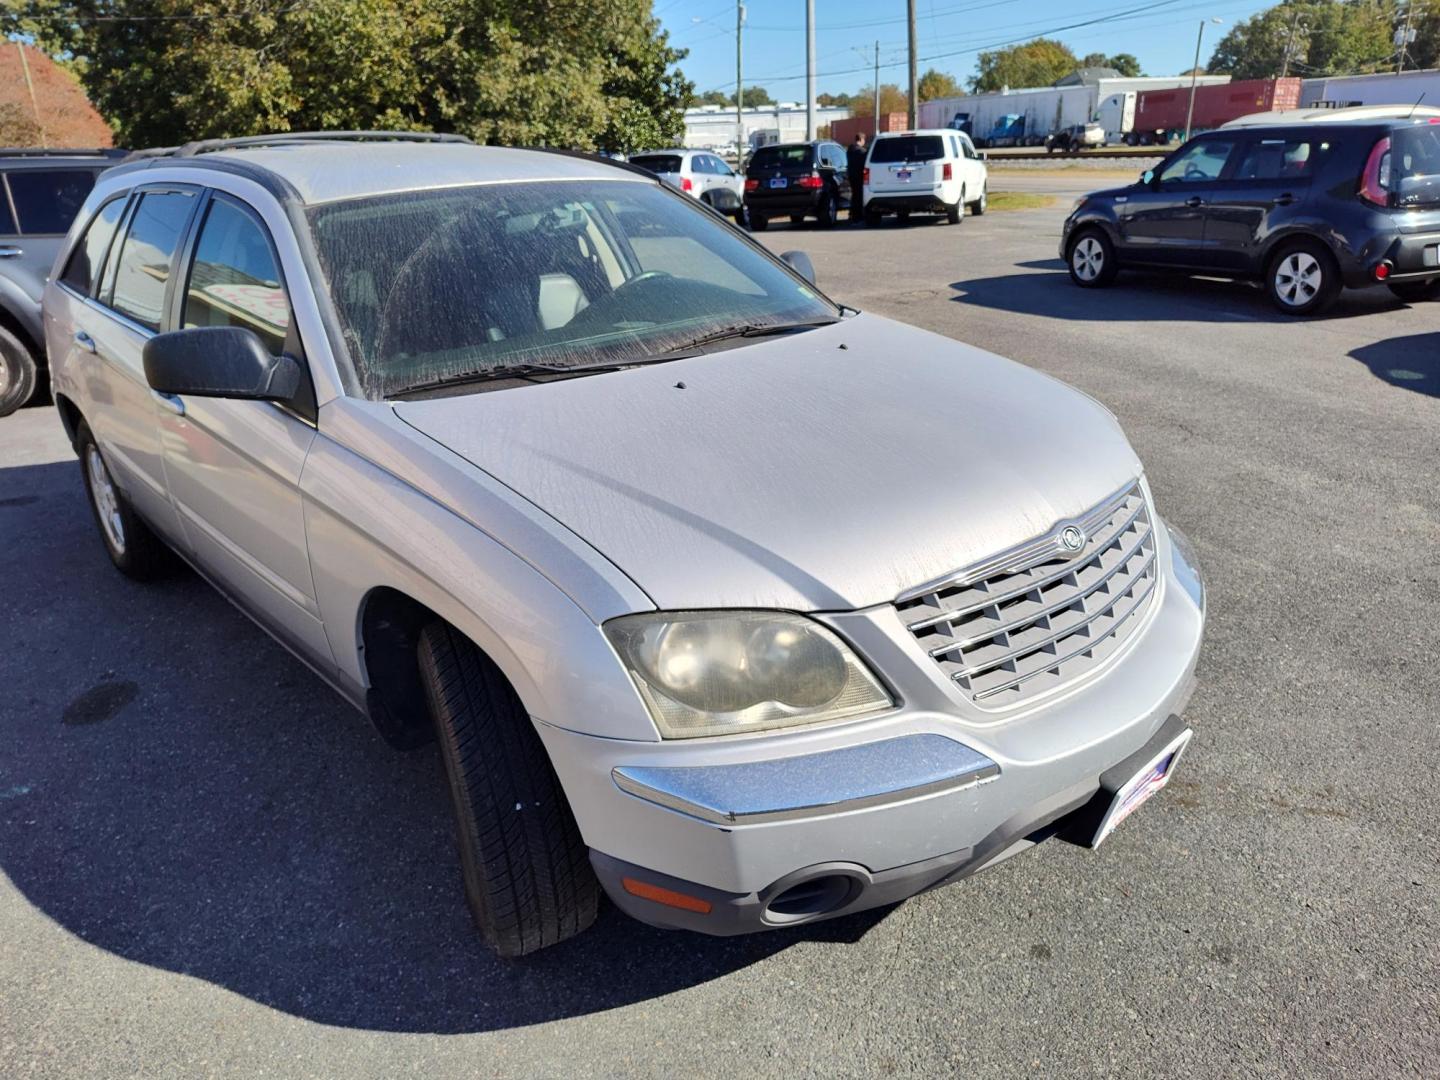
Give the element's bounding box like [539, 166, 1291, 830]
[1060, 112, 1440, 315]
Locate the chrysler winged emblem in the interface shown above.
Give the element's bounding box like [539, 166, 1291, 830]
[1060, 525, 1086, 553]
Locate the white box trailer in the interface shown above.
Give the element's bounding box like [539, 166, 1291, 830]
[1300, 69, 1440, 109]
[920, 75, 1232, 145]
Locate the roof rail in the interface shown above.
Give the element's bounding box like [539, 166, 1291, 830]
[0, 147, 129, 159]
[124, 131, 474, 161]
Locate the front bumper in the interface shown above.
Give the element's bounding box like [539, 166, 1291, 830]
[536, 516, 1205, 936]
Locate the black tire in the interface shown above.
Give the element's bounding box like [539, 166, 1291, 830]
[1386, 278, 1440, 303]
[816, 191, 837, 228]
[419, 622, 599, 957]
[75, 421, 173, 580]
[864, 208, 882, 227]
[1265, 240, 1340, 316]
[972, 186, 987, 216]
[946, 190, 963, 225]
[749, 213, 768, 231]
[0, 325, 38, 417]
[1066, 227, 1119, 288]
[789, 213, 806, 226]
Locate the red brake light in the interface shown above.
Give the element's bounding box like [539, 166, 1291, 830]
[942, 162, 953, 180]
[1358, 136, 1390, 207]
[1374, 261, 1392, 280]
[744, 178, 759, 192]
[797, 172, 824, 189]
[863, 167, 870, 185]
[680, 176, 693, 192]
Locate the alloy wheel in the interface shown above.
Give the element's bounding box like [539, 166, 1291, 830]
[1274, 251, 1322, 307]
[1072, 236, 1104, 281]
[86, 444, 126, 555]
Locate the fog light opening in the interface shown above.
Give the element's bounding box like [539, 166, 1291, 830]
[763, 874, 860, 922]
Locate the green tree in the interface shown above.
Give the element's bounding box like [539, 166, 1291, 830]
[970, 38, 1078, 92]
[851, 83, 909, 116]
[3, 0, 692, 154]
[917, 68, 963, 101]
[1080, 51, 1145, 76]
[695, 89, 731, 107]
[1207, 0, 1395, 79]
[817, 91, 852, 107]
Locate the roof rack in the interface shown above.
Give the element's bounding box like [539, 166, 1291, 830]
[123, 130, 474, 161]
[0, 147, 129, 159]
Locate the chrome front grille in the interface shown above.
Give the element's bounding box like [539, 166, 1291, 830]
[896, 482, 1158, 707]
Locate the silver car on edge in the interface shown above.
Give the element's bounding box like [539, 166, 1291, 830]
[44, 132, 1205, 956]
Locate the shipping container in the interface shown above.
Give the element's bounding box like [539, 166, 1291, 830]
[1300, 69, 1440, 109]
[830, 112, 909, 147]
[1128, 78, 1302, 144]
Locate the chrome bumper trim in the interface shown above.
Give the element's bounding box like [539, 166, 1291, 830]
[611, 734, 1001, 826]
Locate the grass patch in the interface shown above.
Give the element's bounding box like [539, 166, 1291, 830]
[984, 191, 1056, 211]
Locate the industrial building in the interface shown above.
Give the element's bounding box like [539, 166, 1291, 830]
[681, 103, 852, 152]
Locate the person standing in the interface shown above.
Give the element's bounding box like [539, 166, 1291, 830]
[846, 132, 868, 222]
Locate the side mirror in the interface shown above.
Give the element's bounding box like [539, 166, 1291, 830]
[143, 327, 301, 403]
[780, 250, 816, 285]
[1139, 168, 1156, 187]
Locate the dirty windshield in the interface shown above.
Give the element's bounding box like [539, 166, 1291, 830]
[306, 179, 836, 397]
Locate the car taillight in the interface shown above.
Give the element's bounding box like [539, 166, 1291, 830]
[942, 162, 953, 180]
[863, 167, 870, 185]
[680, 176, 693, 192]
[1358, 136, 1390, 207]
[797, 172, 824, 189]
[744, 178, 759, 192]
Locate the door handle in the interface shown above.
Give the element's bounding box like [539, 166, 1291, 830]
[1184, 196, 1205, 208]
[0, 244, 22, 258]
[151, 391, 185, 417]
[1272, 193, 1296, 206]
[74, 330, 96, 354]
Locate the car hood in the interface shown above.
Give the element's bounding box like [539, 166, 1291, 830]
[393, 313, 1142, 612]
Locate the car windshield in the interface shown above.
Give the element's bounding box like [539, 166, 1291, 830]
[629, 154, 683, 175]
[749, 145, 811, 170]
[306, 178, 837, 397]
[1389, 125, 1440, 207]
[869, 136, 945, 163]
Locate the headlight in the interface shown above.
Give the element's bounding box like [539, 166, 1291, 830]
[605, 611, 893, 738]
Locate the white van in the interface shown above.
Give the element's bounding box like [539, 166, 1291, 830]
[863, 129, 988, 225]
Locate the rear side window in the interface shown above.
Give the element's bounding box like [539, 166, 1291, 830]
[108, 190, 196, 331]
[6, 169, 96, 234]
[182, 196, 292, 356]
[869, 136, 945, 164]
[61, 196, 126, 294]
[1235, 139, 1317, 181]
[749, 145, 812, 171]
[631, 154, 683, 174]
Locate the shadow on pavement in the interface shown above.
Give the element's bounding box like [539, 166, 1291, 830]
[1348, 331, 1440, 398]
[0, 459, 889, 1035]
[950, 267, 1396, 323]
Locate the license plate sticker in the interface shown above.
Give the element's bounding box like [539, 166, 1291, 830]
[1092, 729, 1192, 846]
[769, 177, 788, 189]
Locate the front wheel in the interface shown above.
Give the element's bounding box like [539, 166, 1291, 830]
[419, 622, 600, 957]
[1266, 241, 1339, 316]
[1067, 228, 1119, 288]
[0, 326, 37, 417]
[1387, 278, 1440, 303]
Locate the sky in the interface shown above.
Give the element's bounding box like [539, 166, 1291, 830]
[655, 0, 1279, 102]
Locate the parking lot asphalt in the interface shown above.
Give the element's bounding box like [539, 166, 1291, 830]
[2, 196, 1437, 1078]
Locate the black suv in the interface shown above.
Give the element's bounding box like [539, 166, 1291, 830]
[0, 148, 126, 415]
[1060, 112, 1440, 315]
[744, 140, 852, 230]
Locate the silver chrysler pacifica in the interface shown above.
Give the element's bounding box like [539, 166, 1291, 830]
[44, 132, 1205, 956]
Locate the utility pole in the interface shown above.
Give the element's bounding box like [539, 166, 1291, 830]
[805, 0, 816, 140]
[1281, 12, 1306, 78]
[736, 3, 745, 159]
[16, 43, 45, 148]
[1184, 19, 1221, 144]
[1396, 2, 1416, 75]
[873, 41, 881, 137]
[907, 0, 918, 128]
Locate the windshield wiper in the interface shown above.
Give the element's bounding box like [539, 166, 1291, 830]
[394, 359, 666, 396]
[653, 317, 842, 358]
